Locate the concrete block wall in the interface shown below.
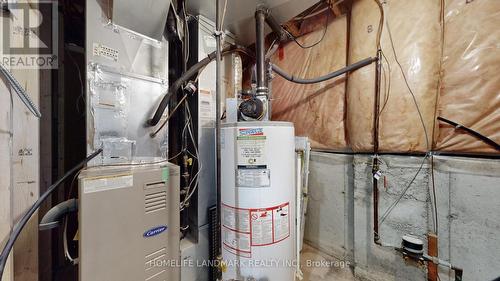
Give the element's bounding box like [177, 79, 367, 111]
[304, 151, 500, 281]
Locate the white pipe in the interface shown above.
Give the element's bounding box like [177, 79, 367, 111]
[295, 152, 304, 280]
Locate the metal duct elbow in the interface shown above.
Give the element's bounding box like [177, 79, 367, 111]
[39, 199, 78, 231]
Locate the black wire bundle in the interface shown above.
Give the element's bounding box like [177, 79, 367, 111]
[0, 149, 102, 280]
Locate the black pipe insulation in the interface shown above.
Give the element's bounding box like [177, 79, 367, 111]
[272, 57, 377, 85]
[146, 46, 251, 127]
[39, 199, 78, 231]
[0, 149, 102, 280]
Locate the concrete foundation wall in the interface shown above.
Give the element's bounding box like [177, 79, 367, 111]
[305, 152, 500, 281]
[305, 153, 354, 261]
[353, 154, 428, 281]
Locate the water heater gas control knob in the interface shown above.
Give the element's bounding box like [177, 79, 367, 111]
[239, 98, 265, 120]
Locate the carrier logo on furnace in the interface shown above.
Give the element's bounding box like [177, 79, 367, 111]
[143, 225, 168, 238]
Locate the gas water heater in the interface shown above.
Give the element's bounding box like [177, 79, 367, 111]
[221, 122, 296, 280]
[220, 6, 298, 281]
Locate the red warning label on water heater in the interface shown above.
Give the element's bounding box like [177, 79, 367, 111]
[222, 204, 252, 258]
[222, 202, 290, 257]
[250, 202, 290, 246]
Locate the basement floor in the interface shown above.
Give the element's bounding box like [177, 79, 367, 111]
[300, 244, 358, 281]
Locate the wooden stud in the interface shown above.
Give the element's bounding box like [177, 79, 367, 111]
[328, 0, 344, 17]
[283, 21, 301, 38]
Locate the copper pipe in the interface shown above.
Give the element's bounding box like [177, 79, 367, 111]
[373, 49, 382, 245]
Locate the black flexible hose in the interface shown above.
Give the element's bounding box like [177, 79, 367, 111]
[0, 149, 102, 280]
[147, 46, 252, 127]
[39, 199, 78, 231]
[437, 116, 500, 151]
[271, 57, 377, 84]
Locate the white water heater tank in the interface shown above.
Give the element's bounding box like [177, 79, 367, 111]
[221, 121, 296, 281]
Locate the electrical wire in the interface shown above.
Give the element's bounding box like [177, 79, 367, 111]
[180, 102, 201, 209]
[385, 19, 430, 151]
[220, 0, 228, 30]
[266, 38, 278, 59]
[66, 46, 85, 116]
[183, 0, 190, 69]
[379, 153, 429, 226]
[0, 64, 41, 118]
[63, 216, 78, 265]
[147, 46, 252, 127]
[186, 14, 217, 39]
[371, 0, 385, 159]
[177, 103, 194, 210]
[295, 6, 329, 21]
[151, 60, 209, 138]
[284, 12, 329, 49]
[182, 104, 197, 180]
[372, 0, 384, 50]
[0, 149, 103, 279]
[292, 2, 326, 21]
[427, 0, 446, 235]
[168, 150, 185, 161]
[372, 0, 383, 154]
[372, 1, 438, 236]
[150, 94, 189, 138]
[182, 105, 200, 203]
[377, 50, 392, 120]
